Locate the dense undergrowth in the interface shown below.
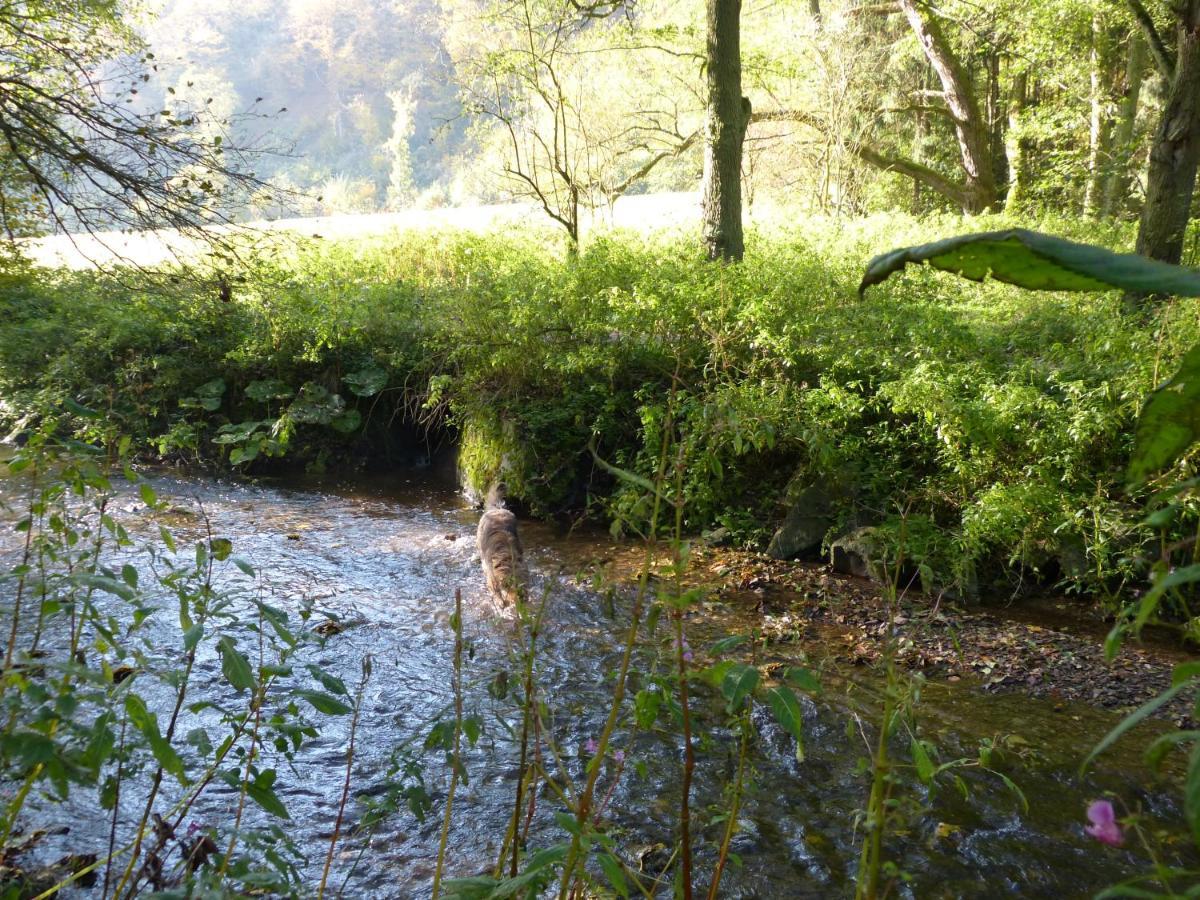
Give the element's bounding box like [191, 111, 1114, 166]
[2, 213, 1196, 611]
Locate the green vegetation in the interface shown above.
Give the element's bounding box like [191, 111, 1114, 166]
[7, 0, 1200, 896]
[3, 215, 1193, 612]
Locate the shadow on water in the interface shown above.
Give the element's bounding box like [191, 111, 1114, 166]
[0, 463, 1191, 898]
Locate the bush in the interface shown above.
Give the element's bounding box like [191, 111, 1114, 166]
[1, 212, 1193, 603]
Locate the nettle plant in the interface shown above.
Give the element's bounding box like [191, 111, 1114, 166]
[0, 425, 367, 896]
[863, 229, 1200, 895]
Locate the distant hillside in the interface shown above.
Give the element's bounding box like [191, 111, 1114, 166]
[139, 0, 468, 213]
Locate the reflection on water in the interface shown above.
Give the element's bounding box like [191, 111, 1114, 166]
[0, 466, 1187, 898]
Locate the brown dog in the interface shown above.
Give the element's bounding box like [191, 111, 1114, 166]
[477, 482, 525, 606]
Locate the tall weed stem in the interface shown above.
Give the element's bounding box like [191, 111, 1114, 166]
[432, 589, 465, 899]
[319, 655, 372, 898]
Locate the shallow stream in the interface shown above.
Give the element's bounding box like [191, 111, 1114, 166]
[0, 464, 1191, 898]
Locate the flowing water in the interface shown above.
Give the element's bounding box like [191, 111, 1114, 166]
[0, 462, 1191, 898]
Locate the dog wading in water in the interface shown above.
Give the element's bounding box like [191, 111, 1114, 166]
[477, 482, 525, 606]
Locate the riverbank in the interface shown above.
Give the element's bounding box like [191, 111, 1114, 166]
[553, 532, 1195, 723]
[3, 214, 1197, 630]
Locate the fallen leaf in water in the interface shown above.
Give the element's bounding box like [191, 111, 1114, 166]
[934, 822, 961, 841]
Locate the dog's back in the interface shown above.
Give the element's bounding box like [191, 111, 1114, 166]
[477, 482, 524, 606]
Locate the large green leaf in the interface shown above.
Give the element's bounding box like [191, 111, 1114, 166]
[860, 229, 1200, 297]
[720, 663, 760, 712]
[246, 769, 291, 819]
[344, 365, 388, 397]
[217, 636, 255, 692]
[1128, 343, 1200, 485]
[295, 689, 353, 716]
[287, 383, 344, 425]
[125, 695, 186, 783]
[766, 684, 805, 763]
[1081, 678, 1194, 774]
[1188, 743, 1200, 844]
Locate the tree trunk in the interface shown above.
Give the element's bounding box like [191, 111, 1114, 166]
[986, 50, 1009, 198]
[898, 0, 997, 213]
[1101, 31, 1147, 218]
[1084, 13, 1117, 217]
[1004, 71, 1031, 212]
[1136, 0, 1200, 269]
[701, 0, 750, 262]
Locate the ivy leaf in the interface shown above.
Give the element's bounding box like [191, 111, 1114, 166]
[1128, 344, 1200, 485]
[860, 229, 1200, 298]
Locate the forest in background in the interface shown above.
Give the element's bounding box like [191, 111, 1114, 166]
[128, 0, 1163, 226]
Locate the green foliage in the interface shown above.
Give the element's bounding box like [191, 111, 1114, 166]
[2, 215, 1194, 601]
[0, 430, 368, 895]
[1129, 345, 1200, 486]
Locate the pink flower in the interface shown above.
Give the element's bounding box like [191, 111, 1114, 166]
[676, 636, 693, 664]
[613, 749, 625, 764]
[1085, 800, 1124, 847]
[585, 738, 599, 755]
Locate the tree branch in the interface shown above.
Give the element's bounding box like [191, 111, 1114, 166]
[1127, 0, 1174, 76]
[749, 109, 968, 208]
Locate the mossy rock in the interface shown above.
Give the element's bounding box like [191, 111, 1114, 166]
[829, 526, 890, 583]
[457, 415, 528, 507]
[767, 483, 837, 560]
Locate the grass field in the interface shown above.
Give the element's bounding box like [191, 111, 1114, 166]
[23, 191, 708, 269]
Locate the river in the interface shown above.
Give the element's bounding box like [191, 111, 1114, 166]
[0, 462, 1188, 898]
